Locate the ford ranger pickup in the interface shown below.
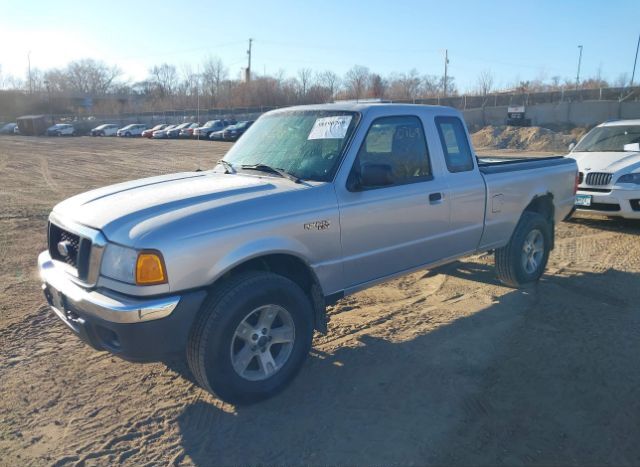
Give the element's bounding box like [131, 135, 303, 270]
[39, 103, 578, 403]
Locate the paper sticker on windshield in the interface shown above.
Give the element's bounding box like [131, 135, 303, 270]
[308, 116, 352, 140]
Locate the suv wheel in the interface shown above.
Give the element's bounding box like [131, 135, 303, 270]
[187, 272, 313, 404]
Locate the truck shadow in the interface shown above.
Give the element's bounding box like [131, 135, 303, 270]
[174, 266, 640, 466]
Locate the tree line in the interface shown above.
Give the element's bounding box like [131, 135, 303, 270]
[0, 57, 633, 116]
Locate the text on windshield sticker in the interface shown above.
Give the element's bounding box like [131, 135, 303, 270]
[308, 116, 352, 140]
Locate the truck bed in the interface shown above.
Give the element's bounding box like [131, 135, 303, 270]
[477, 155, 573, 174]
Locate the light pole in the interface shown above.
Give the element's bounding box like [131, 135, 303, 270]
[631, 33, 640, 87]
[575, 45, 583, 91]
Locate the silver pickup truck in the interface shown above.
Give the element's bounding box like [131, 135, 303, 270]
[39, 104, 577, 403]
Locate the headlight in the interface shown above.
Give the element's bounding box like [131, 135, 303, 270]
[617, 173, 640, 184]
[101, 244, 168, 285]
[101, 244, 138, 283]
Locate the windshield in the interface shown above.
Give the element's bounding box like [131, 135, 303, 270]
[223, 110, 359, 182]
[574, 125, 640, 152]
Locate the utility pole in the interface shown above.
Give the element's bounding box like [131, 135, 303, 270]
[631, 33, 640, 87]
[575, 45, 583, 91]
[27, 51, 32, 94]
[443, 49, 449, 97]
[245, 38, 253, 83]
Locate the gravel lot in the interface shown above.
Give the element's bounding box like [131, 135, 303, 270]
[1, 136, 639, 466]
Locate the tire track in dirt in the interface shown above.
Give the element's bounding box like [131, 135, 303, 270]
[39, 154, 62, 194]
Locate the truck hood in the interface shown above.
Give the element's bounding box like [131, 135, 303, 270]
[568, 151, 640, 173]
[52, 171, 307, 244]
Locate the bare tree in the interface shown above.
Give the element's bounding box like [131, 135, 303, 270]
[316, 70, 340, 99]
[201, 56, 228, 107]
[476, 70, 494, 97]
[421, 74, 441, 97]
[388, 69, 421, 100]
[344, 65, 370, 99]
[297, 68, 314, 98]
[64, 59, 121, 95]
[149, 63, 178, 98]
[369, 73, 387, 98]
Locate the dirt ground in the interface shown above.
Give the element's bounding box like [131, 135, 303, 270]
[1, 136, 640, 466]
[471, 125, 587, 152]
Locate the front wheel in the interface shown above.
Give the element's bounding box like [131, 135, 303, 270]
[495, 211, 551, 288]
[187, 272, 314, 404]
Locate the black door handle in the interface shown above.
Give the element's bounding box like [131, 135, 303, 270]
[429, 192, 443, 203]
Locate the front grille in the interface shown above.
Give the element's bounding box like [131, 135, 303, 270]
[578, 187, 612, 193]
[631, 199, 640, 212]
[48, 222, 92, 280]
[585, 172, 612, 186]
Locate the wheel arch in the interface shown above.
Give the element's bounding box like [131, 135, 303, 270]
[523, 192, 555, 248]
[208, 251, 329, 333]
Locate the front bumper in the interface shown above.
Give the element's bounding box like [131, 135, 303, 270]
[38, 251, 206, 361]
[575, 188, 640, 219]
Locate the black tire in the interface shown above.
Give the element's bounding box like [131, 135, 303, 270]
[187, 272, 314, 404]
[495, 211, 552, 288]
[125, 131, 131, 137]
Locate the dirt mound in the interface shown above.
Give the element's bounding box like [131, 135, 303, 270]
[472, 125, 586, 152]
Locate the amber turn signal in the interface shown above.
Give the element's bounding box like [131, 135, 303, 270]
[136, 251, 167, 285]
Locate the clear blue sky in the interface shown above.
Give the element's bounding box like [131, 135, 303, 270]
[1, 0, 639, 91]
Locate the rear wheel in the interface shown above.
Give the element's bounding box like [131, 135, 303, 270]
[187, 272, 313, 404]
[495, 211, 551, 288]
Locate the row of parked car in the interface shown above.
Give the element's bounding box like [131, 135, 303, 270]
[0, 119, 255, 141]
[88, 119, 254, 141]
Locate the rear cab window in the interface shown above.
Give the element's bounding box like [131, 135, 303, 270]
[435, 116, 475, 173]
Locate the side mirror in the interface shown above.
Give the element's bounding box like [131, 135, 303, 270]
[568, 142, 576, 151]
[358, 163, 394, 189]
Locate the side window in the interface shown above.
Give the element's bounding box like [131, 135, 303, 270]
[435, 116, 474, 173]
[351, 115, 431, 189]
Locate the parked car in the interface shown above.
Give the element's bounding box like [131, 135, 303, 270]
[46, 124, 76, 136]
[166, 122, 194, 139]
[568, 119, 640, 219]
[141, 124, 168, 138]
[90, 124, 119, 136]
[117, 124, 147, 137]
[208, 129, 226, 141]
[179, 123, 200, 138]
[0, 123, 17, 134]
[152, 124, 178, 139]
[221, 120, 254, 141]
[39, 103, 577, 404]
[194, 119, 236, 138]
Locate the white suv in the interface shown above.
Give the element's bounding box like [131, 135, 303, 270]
[569, 119, 640, 219]
[117, 124, 147, 137]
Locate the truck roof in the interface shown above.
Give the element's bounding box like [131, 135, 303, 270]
[267, 102, 461, 117]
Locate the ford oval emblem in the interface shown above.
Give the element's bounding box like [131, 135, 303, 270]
[57, 241, 71, 257]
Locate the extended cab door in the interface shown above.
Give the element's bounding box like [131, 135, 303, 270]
[433, 116, 485, 254]
[335, 114, 452, 289]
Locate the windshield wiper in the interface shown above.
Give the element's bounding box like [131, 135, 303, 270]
[241, 164, 301, 184]
[216, 159, 236, 174]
